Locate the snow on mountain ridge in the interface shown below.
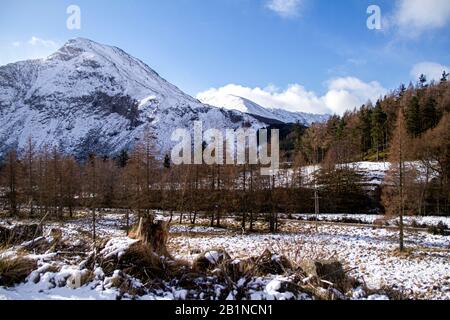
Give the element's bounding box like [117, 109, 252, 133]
[200, 94, 277, 120]
[0, 38, 263, 159]
[33, 37, 199, 105]
[197, 92, 329, 125]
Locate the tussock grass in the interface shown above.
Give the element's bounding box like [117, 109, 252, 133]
[0, 256, 37, 287]
[100, 241, 190, 284]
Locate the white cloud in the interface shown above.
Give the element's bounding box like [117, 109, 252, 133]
[197, 77, 387, 116]
[0, 36, 59, 66]
[410, 62, 450, 82]
[324, 77, 386, 115]
[28, 36, 58, 48]
[266, 0, 302, 18]
[391, 0, 450, 36]
[198, 83, 328, 114]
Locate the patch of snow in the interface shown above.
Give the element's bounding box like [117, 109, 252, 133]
[204, 251, 221, 264]
[100, 237, 139, 259]
[367, 294, 390, 300]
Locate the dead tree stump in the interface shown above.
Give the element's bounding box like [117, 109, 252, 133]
[133, 217, 170, 257]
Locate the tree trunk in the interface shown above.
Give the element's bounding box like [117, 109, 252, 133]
[126, 209, 130, 236]
[191, 211, 197, 225]
[134, 217, 170, 257]
[399, 148, 404, 252]
[216, 209, 221, 227]
[92, 207, 96, 246]
[211, 208, 215, 227]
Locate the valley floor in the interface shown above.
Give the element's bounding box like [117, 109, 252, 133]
[0, 212, 449, 300]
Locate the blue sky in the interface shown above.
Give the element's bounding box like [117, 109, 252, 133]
[1, 0, 449, 115]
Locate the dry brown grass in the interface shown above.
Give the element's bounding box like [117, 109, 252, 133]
[100, 241, 191, 284]
[392, 247, 415, 257]
[0, 256, 37, 287]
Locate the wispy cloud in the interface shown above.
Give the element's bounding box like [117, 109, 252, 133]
[265, 0, 303, 18]
[28, 36, 58, 48]
[197, 77, 387, 116]
[0, 36, 59, 66]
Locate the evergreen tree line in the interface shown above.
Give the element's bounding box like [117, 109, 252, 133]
[296, 75, 450, 216]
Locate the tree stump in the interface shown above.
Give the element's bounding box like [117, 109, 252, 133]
[133, 217, 170, 257]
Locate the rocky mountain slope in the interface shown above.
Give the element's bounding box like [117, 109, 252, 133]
[0, 38, 262, 159]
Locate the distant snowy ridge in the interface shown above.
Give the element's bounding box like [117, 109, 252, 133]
[198, 92, 329, 125]
[0, 38, 263, 158]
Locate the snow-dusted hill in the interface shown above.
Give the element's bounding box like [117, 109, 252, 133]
[197, 92, 329, 125]
[0, 38, 262, 158]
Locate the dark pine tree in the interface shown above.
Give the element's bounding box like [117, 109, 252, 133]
[419, 74, 427, 88]
[293, 121, 305, 151]
[359, 105, 373, 154]
[116, 150, 129, 168]
[441, 70, 449, 83]
[371, 101, 387, 160]
[405, 96, 421, 137]
[420, 96, 439, 132]
[163, 154, 171, 169]
[336, 117, 346, 141]
[398, 84, 407, 97]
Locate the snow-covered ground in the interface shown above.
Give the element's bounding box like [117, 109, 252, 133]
[286, 213, 450, 228]
[0, 212, 449, 300]
[273, 161, 437, 189]
[170, 223, 450, 300]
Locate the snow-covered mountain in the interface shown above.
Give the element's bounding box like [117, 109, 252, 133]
[197, 93, 329, 125]
[0, 38, 262, 159]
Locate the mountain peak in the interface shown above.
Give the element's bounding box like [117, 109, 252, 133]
[0, 38, 262, 159]
[62, 37, 115, 50]
[49, 37, 115, 61]
[41, 37, 176, 100]
[66, 37, 96, 45]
